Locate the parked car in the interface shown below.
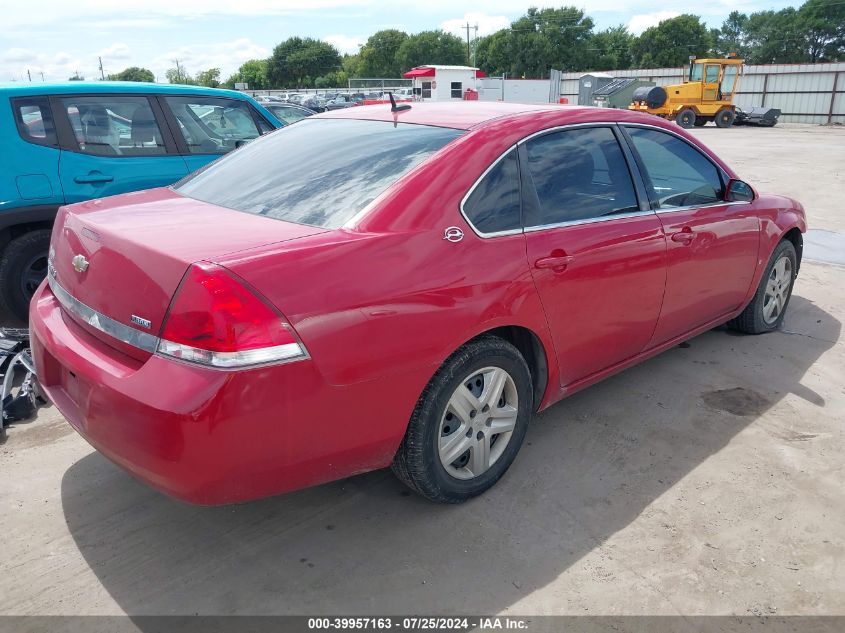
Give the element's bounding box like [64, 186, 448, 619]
[0, 82, 281, 320]
[263, 103, 316, 125]
[254, 95, 285, 104]
[31, 103, 806, 505]
[324, 96, 359, 111]
[300, 97, 326, 113]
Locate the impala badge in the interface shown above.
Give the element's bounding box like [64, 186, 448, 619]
[72, 254, 89, 273]
[131, 315, 152, 329]
[443, 226, 464, 243]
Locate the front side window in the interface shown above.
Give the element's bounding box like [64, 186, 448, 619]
[690, 64, 703, 82]
[175, 119, 463, 229]
[164, 96, 262, 155]
[451, 82, 463, 99]
[463, 149, 520, 234]
[626, 127, 724, 208]
[705, 65, 720, 83]
[61, 96, 166, 156]
[523, 126, 639, 227]
[12, 97, 57, 147]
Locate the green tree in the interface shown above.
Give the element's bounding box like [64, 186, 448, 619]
[357, 29, 408, 77]
[631, 14, 713, 68]
[799, 0, 845, 62]
[68, 73, 84, 81]
[587, 25, 635, 70]
[267, 37, 341, 88]
[476, 7, 597, 77]
[395, 30, 466, 73]
[224, 59, 268, 89]
[713, 11, 751, 58]
[107, 66, 155, 82]
[195, 68, 221, 88]
[165, 65, 194, 85]
[744, 9, 806, 63]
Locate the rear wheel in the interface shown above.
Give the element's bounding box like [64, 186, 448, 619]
[0, 230, 52, 323]
[676, 109, 697, 128]
[392, 336, 532, 503]
[728, 240, 797, 334]
[715, 109, 736, 128]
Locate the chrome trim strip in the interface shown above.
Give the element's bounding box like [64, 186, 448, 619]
[515, 121, 615, 147]
[523, 209, 655, 233]
[654, 200, 751, 215]
[48, 273, 160, 354]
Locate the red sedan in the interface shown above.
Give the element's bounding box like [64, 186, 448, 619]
[30, 103, 806, 504]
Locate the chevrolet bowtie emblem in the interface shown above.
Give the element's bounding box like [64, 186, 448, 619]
[72, 254, 89, 273]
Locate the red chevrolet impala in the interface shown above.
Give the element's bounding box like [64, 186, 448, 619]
[30, 103, 805, 504]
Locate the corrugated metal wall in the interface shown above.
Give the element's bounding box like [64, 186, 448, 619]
[559, 62, 845, 124]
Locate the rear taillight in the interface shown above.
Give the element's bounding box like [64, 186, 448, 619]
[157, 263, 307, 369]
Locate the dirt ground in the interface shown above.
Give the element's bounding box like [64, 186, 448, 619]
[1, 124, 843, 619]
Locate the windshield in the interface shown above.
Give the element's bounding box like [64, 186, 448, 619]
[175, 118, 463, 229]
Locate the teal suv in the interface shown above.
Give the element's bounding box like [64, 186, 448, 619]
[0, 82, 281, 320]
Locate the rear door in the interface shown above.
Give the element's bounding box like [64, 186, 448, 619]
[521, 125, 667, 386]
[54, 93, 187, 203]
[158, 95, 274, 173]
[6, 96, 64, 208]
[622, 125, 759, 346]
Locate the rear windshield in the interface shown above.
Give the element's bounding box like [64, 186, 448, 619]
[174, 118, 463, 229]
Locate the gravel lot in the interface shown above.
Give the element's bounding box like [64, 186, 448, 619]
[1, 124, 843, 620]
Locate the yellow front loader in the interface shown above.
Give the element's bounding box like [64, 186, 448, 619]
[629, 56, 744, 128]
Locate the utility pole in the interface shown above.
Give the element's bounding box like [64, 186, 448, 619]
[27, 69, 31, 82]
[462, 23, 479, 66]
[98, 56, 105, 80]
[40, 71, 44, 81]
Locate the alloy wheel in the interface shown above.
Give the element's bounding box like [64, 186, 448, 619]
[763, 255, 792, 324]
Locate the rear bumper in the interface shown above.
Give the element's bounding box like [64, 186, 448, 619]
[29, 280, 411, 504]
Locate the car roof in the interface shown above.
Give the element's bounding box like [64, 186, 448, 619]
[315, 102, 612, 130]
[0, 82, 255, 100]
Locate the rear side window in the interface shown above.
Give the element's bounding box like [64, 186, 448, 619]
[175, 119, 463, 229]
[462, 149, 520, 234]
[163, 96, 264, 155]
[626, 127, 724, 208]
[12, 97, 57, 147]
[523, 126, 639, 227]
[60, 96, 167, 156]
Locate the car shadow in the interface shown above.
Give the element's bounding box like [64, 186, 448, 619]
[60, 294, 838, 616]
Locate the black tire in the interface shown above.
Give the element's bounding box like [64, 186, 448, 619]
[0, 230, 52, 323]
[715, 109, 736, 128]
[693, 119, 707, 127]
[728, 240, 797, 334]
[392, 336, 533, 503]
[676, 109, 697, 128]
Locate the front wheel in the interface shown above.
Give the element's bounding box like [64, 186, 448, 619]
[392, 336, 533, 503]
[676, 108, 697, 128]
[728, 240, 797, 334]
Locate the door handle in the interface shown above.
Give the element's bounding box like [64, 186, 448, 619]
[73, 173, 114, 184]
[534, 254, 575, 271]
[670, 227, 695, 244]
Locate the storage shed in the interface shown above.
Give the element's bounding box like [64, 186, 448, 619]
[402, 65, 487, 101]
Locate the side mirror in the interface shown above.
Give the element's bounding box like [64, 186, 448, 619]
[726, 179, 755, 202]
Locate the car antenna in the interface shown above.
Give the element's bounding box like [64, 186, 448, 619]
[389, 92, 411, 113]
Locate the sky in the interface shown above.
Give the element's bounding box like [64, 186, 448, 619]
[1, 0, 799, 83]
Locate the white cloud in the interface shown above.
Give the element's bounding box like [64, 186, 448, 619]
[98, 43, 131, 60]
[626, 11, 680, 35]
[2, 48, 34, 63]
[324, 34, 363, 54]
[440, 13, 511, 38]
[151, 37, 270, 81]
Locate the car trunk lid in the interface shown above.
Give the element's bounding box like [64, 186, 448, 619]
[49, 187, 325, 357]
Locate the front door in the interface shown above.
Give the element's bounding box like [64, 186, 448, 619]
[702, 64, 721, 101]
[623, 125, 760, 346]
[55, 94, 188, 203]
[521, 125, 667, 386]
